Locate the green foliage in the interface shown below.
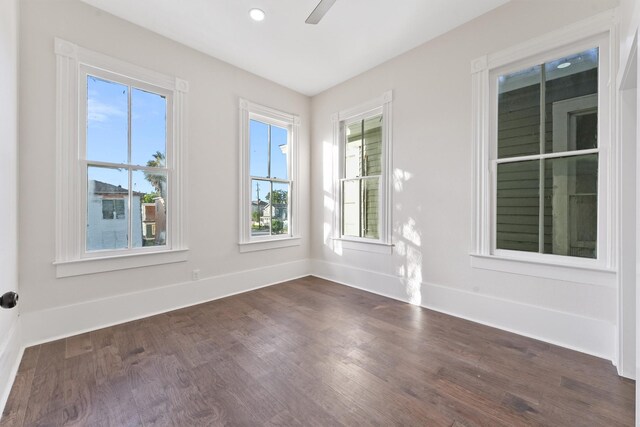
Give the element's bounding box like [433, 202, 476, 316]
[142, 193, 159, 204]
[144, 151, 166, 196]
[252, 210, 261, 223]
[264, 189, 288, 205]
[272, 219, 284, 234]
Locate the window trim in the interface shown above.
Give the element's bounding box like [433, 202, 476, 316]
[332, 91, 393, 253]
[238, 99, 300, 252]
[470, 12, 617, 282]
[79, 66, 174, 257]
[54, 38, 189, 277]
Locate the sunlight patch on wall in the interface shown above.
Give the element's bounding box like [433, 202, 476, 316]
[393, 168, 423, 306]
[322, 140, 343, 255]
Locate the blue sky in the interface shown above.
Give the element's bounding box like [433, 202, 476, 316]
[250, 119, 289, 202]
[87, 76, 288, 202]
[87, 76, 166, 195]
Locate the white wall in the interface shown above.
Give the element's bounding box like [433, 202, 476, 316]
[617, 0, 640, 423]
[619, 0, 640, 73]
[310, 0, 621, 361]
[0, 0, 22, 412]
[18, 0, 311, 344]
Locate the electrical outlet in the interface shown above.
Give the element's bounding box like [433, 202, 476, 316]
[192, 269, 200, 281]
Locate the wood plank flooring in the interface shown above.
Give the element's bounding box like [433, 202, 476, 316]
[1, 276, 634, 426]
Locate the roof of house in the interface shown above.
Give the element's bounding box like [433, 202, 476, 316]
[90, 180, 144, 196]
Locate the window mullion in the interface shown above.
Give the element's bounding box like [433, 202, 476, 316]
[128, 168, 133, 249]
[268, 181, 273, 235]
[358, 178, 363, 238]
[495, 148, 599, 164]
[538, 64, 546, 254]
[360, 119, 365, 237]
[267, 125, 271, 179]
[361, 119, 365, 177]
[127, 85, 133, 250]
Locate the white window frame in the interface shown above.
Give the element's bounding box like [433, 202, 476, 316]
[332, 91, 393, 254]
[469, 12, 617, 286]
[238, 99, 300, 253]
[54, 38, 188, 278]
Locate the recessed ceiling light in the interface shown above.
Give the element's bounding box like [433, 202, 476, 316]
[557, 62, 571, 69]
[249, 8, 265, 22]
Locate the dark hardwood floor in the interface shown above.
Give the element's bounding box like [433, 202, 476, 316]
[0, 276, 634, 426]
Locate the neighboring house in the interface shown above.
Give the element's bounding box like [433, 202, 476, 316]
[86, 180, 143, 251]
[261, 202, 288, 234]
[252, 200, 268, 225]
[252, 200, 268, 216]
[153, 196, 167, 245]
[262, 203, 287, 221]
[141, 197, 167, 246]
[141, 203, 156, 245]
[496, 66, 598, 257]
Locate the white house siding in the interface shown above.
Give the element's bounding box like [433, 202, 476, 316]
[86, 195, 142, 251]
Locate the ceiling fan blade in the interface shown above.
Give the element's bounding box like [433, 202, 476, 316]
[305, 0, 336, 24]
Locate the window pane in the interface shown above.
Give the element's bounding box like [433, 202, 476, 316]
[361, 177, 379, 239]
[342, 179, 360, 237]
[543, 154, 597, 258]
[496, 160, 540, 252]
[270, 182, 289, 235]
[363, 115, 382, 177]
[87, 166, 129, 251]
[545, 48, 598, 154]
[342, 177, 379, 239]
[250, 120, 269, 178]
[345, 121, 362, 179]
[131, 88, 167, 167]
[251, 179, 270, 237]
[498, 65, 541, 159]
[86, 76, 128, 164]
[344, 116, 383, 179]
[270, 125, 288, 179]
[133, 170, 167, 248]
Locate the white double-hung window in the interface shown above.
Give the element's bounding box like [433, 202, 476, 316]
[332, 91, 393, 254]
[54, 39, 188, 277]
[239, 99, 300, 252]
[470, 15, 615, 284]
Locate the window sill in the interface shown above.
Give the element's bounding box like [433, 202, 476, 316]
[334, 238, 394, 254]
[470, 253, 616, 287]
[239, 237, 301, 253]
[54, 249, 189, 278]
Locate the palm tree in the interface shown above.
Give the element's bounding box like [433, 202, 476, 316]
[144, 151, 166, 196]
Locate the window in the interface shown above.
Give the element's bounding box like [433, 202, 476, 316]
[239, 99, 300, 252]
[342, 114, 383, 239]
[470, 19, 616, 283]
[495, 48, 599, 259]
[54, 39, 188, 277]
[333, 91, 393, 253]
[84, 74, 169, 252]
[101, 199, 125, 220]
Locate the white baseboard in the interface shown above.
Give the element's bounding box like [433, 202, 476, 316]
[310, 259, 616, 362]
[0, 319, 23, 418]
[14, 256, 617, 367]
[21, 259, 311, 347]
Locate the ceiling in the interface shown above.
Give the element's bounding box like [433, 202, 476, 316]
[80, 0, 509, 96]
